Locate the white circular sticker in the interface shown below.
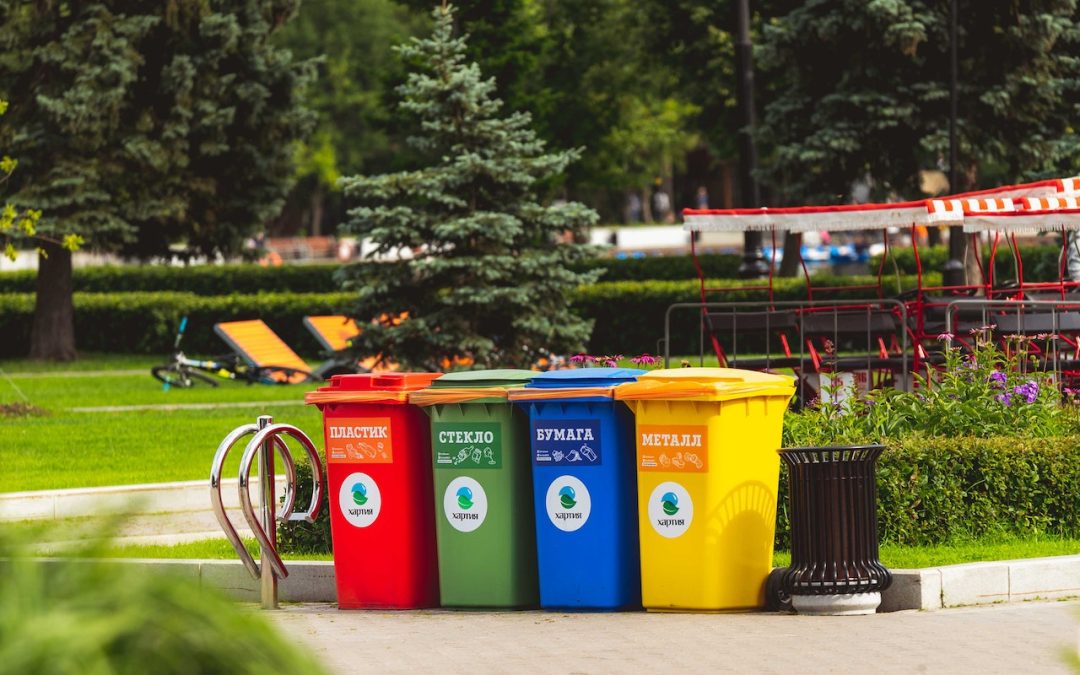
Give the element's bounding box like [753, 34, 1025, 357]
[648, 481, 693, 538]
[443, 476, 487, 533]
[545, 475, 591, 532]
[338, 472, 381, 528]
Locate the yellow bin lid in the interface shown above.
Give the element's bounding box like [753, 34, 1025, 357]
[614, 367, 795, 402]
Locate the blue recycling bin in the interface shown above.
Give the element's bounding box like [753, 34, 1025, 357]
[509, 367, 645, 609]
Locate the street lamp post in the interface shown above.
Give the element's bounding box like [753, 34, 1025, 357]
[735, 0, 769, 279]
[942, 0, 966, 288]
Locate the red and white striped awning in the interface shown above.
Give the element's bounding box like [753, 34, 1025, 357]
[926, 197, 1019, 225]
[682, 200, 932, 233]
[682, 176, 1080, 233]
[1022, 195, 1080, 211]
[963, 209, 1080, 233]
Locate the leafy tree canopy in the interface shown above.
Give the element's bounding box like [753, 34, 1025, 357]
[757, 0, 1080, 203]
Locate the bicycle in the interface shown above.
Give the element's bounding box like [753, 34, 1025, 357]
[151, 317, 317, 389]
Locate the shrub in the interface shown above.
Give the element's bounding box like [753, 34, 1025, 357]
[574, 273, 935, 355]
[0, 275, 928, 357]
[0, 252, 775, 294]
[777, 335, 1078, 548]
[277, 459, 332, 555]
[774, 434, 1080, 549]
[871, 244, 1064, 282]
[0, 263, 342, 295]
[578, 253, 742, 281]
[0, 291, 353, 358]
[0, 523, 323, 673]
[782, 335, 1066, 446]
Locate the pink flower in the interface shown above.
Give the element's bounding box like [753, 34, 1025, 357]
[569, 354, 590, 364]
[630, 354, 659, 366]
[937, 332, 954, 341]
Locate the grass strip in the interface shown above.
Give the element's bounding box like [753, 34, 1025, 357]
[71, 534, 1080, 570]
[772, 534, 1080, 569]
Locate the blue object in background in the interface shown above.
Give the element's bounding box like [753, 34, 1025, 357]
[516, 367, 644, 610]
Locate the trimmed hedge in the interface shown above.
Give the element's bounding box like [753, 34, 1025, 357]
[0, 275, 931, 358]
[280, 433, 1080, 555]
[583, 253, 742, 281]
[574, 273, 936, 355]
[872, 244, 1064, 282]
[0, 254, 745, 295]
[0, 292, 353, 358]
[777, 435, 1080, 549]
[0, 264, 343, 295]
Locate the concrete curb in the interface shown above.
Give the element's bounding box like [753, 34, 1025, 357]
[874, 555, 1080, 611]
[0, 478, 286, 521]
[30, 558, 336, 604]
[23, 554, 1080, 610]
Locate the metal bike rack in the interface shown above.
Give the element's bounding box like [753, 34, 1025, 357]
[210, 415, 325, 609]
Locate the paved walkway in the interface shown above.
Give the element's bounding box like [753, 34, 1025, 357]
[274, 600, 1080, 674]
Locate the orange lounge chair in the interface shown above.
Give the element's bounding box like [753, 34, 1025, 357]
[214, 319, 315, 384]
[303, 314, 392, 377]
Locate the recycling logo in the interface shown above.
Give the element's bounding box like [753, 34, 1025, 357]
[648, 482, 692, 538]
[338, 472, 381, 528]
[546, 476, 591, 532]
[444, 477, 487, 533]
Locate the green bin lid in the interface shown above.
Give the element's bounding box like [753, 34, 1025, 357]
[430, 369, 536, 389]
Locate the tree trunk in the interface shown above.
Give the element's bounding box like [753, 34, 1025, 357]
[29, 241, 76, 361]
[641, 188, 654, 223]
[310, 184, 324, 237]
[779, 231, 803, 277]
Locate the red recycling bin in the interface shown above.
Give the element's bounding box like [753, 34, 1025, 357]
[306, 372, 442, 609]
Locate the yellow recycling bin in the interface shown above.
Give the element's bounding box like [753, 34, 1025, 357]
[614, 368, 795, 611]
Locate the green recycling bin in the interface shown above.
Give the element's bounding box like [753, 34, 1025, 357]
[410, 369, 538, 608]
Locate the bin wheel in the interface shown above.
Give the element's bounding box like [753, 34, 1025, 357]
[765, 567, 793, 613]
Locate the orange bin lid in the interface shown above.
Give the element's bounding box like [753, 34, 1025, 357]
[305, 372, 443, 406]
[614, 367, 795, 402]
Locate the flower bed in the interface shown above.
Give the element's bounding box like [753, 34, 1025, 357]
[780, 330, 1080, 548]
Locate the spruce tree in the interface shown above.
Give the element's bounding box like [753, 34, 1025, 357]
[338, 3, 600, 371]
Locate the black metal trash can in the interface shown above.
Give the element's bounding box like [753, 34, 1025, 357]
[778, 444, 891, 615]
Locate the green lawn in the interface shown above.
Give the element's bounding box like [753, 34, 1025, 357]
[104, 537, 332, 562]
[773, 534, 1080, 569]
[0, 352, 161, 373]
[0, 356, 324, 492]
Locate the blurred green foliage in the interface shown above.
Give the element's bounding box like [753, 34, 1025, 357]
[0, 522, 325, 675]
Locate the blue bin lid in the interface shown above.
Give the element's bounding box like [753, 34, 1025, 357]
[526, 367, 645, 389]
